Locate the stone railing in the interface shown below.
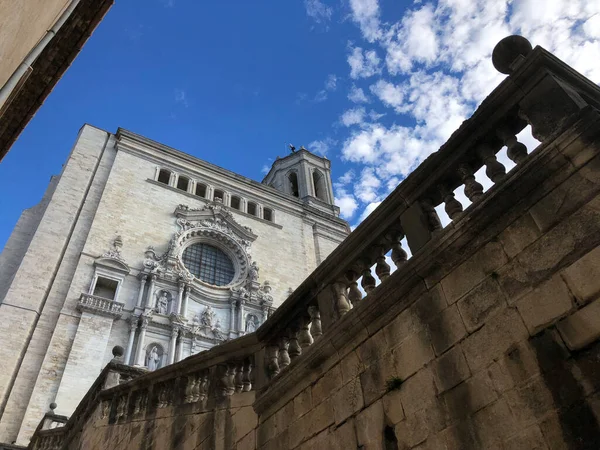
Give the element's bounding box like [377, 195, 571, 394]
[77, 293, 124, 318]
[28, 349, 147, 450]
[253, 36, 600, 392]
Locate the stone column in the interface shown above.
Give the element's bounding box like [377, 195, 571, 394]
[229, 300, 237, 333]
[124, 319, 138, 364]
[175, 337, 184, 362]
[181, 284, 190, 318]
[134, 316, 150, 366]
[168, 327, 179, 365]
[136, 275, 147, 308]
[176, 282, 185, 315]
[145, 274, 156, 310]
[238, 300, 245, 334]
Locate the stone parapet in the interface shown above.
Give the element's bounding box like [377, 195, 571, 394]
[76, 294, 124, 319]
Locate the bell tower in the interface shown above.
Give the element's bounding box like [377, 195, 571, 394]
[262, 145, 336, 213]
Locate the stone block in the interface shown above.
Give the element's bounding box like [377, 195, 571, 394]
[382, 388, 405, 425]
[339, 350, 364, 385]
[332, 377, 364, 425]
[394, 409, 429, 448]
[458, 277, 507, 332]
[471, 398, 517, 448]
[498, 213, 542, 258]
[426, 304, 467, 355]
[504, 425, 549, 450]
[358, 329, 389, 366]
[382, 307, 424, 350]
[557, 299, 600, 350]
[504, 376, 560, 426]
[441, 241, 508, 304]
[497, 259, 533, 304]
[392, 330, 434, 381]
[432, 346, 471, 393]
[442, 370, 497, 419]
[237, 429, 256, 450]
[311, 363, 342, 404]
[516, 275, 573, 335]
[330, 419, 358, 450]
[307, 397, 334, 437]
[355, 399, 384, 448]
[399, 368, 437, 417]
[562, 246, 600, 305]
[360, 350, 397, 406]
[231, 406, 257, 444]
[293, 387, 312, 419]
[411, 284, 447, 323]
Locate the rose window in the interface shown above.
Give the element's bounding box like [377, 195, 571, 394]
[181, 243, 235, 286]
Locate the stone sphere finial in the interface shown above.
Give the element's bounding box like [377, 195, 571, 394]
[492, 35, 533, 74]
[112, 345, 124, 358]
[49, 402, 57, 411]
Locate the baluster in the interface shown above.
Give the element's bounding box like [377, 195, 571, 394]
[346, 270, 363, 305]
[390, 233, 407, 266]
[288, 324, 302, 360]
[297, 314, 313, 348]
[278, 337, 291, 369]
[242, 361, 252, 392]
[184, 375, 196, 403]
[421, 199, 443, 232]
[361, 268, 376, 294]
[479, 143, 506, 183]
[308, 306, 322, 340]
[266, 345, 280, 378]
[227, 365, 236, 395]
[498, 128, 528, 164]
[458, 164, 484, 202]
[439, 184, 463, 220]
[333, 281, 351, 316]
[198, 373, 208, 402]
[235, 363, 244, 393]
[375, 247, 391, 281]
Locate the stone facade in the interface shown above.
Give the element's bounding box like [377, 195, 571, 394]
[23, 36, 600, 450]
[0, 126, 349, 445]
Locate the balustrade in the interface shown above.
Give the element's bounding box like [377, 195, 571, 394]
[77, 293, 124, 318]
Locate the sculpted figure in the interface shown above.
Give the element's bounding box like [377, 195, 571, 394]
[213, 319, 225, 340]
[245, 314, 258, 333]
[200, 305, 215, 327]
[147, 346, 160, 371]
[156, 292, 169, 314]
[248, 261, 259, 281]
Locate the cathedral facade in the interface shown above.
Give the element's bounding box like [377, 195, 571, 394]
[0, 125, 349, 444]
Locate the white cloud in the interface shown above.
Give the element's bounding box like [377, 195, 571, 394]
[261, 165, 270, 175]
[335, 192, 359, 219]
[325, 74, 338, 91]
[174, 89, 188, 107]
[358, 201, 382, 222]
[348, 47, 382, 79]
[305, 0, 333, 24]
[348, 84, 369, 103]
[369, 80, 405, 112]
[349, 0, 381, 42]
[308, 137, 337, 156]
[340, 107, 366, 127]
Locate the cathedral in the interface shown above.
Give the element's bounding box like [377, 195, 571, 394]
[0, 124, 349, 443]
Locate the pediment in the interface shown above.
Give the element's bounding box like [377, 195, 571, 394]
[94, 256, 130, 274]
[174, 203, 257, 242]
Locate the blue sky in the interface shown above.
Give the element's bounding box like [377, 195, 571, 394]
[0, 0, 599, 250]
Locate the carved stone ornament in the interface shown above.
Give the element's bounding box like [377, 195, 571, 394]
[94, 236, 130, 275]
[102, 236, 126, 264]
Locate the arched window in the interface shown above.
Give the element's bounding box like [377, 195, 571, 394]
[195, 183, 207, 198]
[213, 189, 224, 202]
[312, 170, 327, 202]
[230, 196, 241, 210]
[177, 175, 190, 191]
[157, 169, 171, 185]
[181, 243, 235, 286]
[247, 202, 257, 216]
[263, 208, 273, 222]
[288, 172, 299, 197]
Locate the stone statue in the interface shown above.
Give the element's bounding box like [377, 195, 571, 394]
[200, 305, 215, 327]
[156, 292, 169, 315]
[249, 261, 259, 281]
[245, 314, 258, 333]
[147, 346, 160, 371]
[213, 320, 225, 341]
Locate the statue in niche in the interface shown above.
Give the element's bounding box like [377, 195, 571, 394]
[245, 314, 259, 333]
[248, 261, 259, 281]
[200, 305, 216, 327]
[213, 319, 225, 341]
[146, 346, 161, 371]
[156, 291, 169, 315]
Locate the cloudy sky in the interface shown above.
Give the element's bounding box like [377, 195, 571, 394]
[0, 0, 599, 249]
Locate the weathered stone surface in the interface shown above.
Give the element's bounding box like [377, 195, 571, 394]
[427, 304, 467, 355]
[382, 388, 405, 425]
[442, 369, 498, 419]
[504, 425, 549, 450]
[392, 330, 435, 380]
[332, 376, 364, 425]
[432, 345, 471, 393]
[360, 350, 398, 406]
[498, 213, 542, 258]
[399, 368, 437, 416]
[458, 277, 507, 332]
[516, 275, 573, 335]
[557, 298, 600, 350]
[562, 246, 600, 305]
[355, 399, 384, 448]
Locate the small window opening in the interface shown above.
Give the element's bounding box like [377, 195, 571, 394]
[263, 208, 273, 222]
[384, 426, 399, 450]
[230, 196, 241, 210]
[93, 277, 118, 300]
[289, 172, 299, 197]
[157, 169, 171, 185]
[177, 175, 190, 191]
[195, 183, 207, 198]
[247, 202, 257, 216]
[214, 189, 224, 203]
[312, 170, 327, 202]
